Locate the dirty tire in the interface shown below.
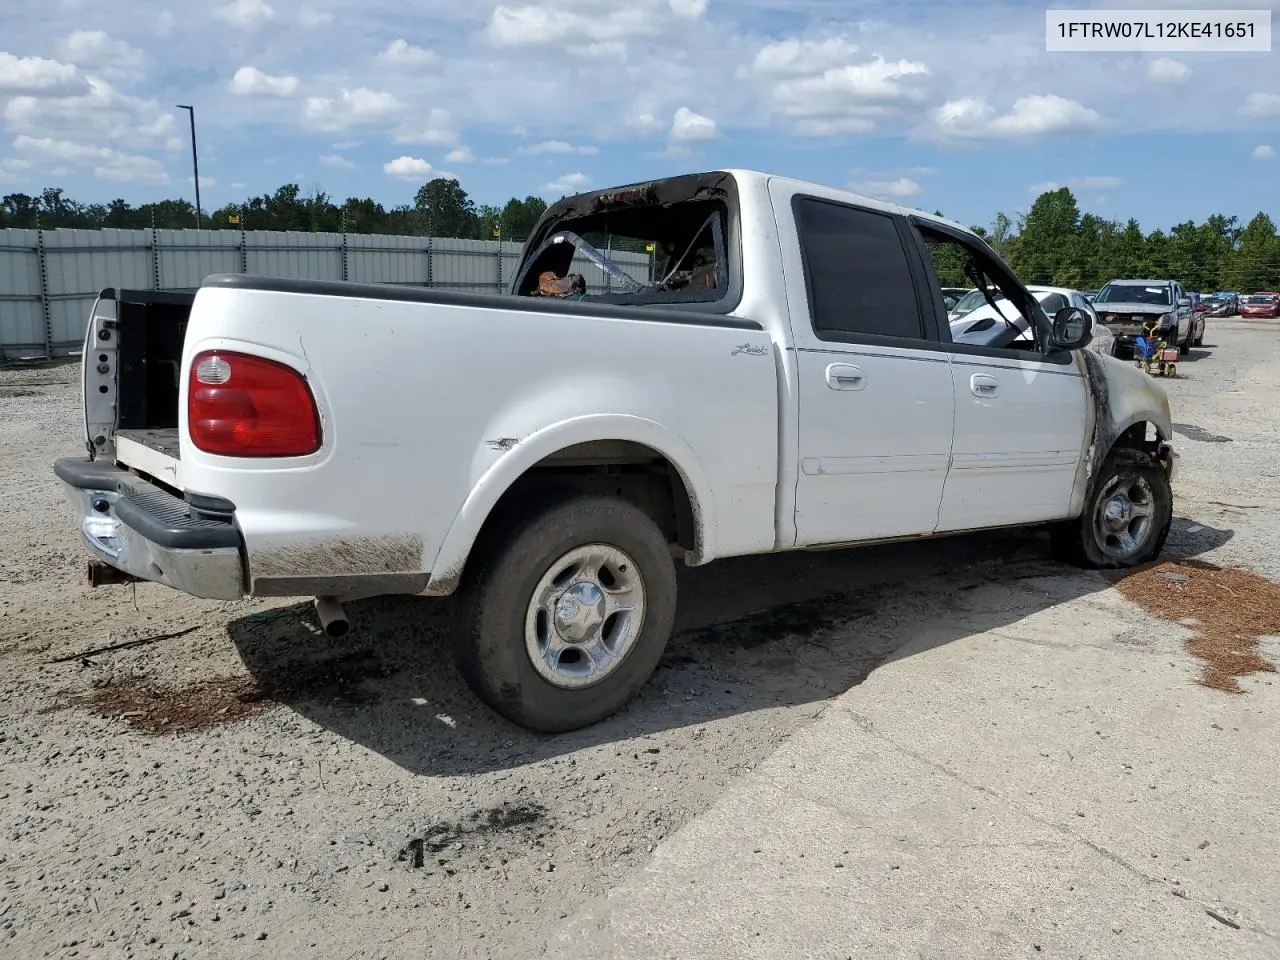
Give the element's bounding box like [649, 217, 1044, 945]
[1050, 449, 1173, 569]
[451, 495, 677, 733]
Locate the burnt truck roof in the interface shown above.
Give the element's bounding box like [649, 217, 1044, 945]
[526, 168, 974, 252]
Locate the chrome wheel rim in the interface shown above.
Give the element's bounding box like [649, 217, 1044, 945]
[1093, 473, 1156, 560]
[524, 543, 646, 690]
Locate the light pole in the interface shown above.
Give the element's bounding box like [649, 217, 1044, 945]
[176, 104, 201, 229]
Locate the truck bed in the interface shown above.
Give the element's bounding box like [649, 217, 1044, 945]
[116, 428, 182, 490]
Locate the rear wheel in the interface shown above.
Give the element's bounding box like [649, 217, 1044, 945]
[1051, 449, 1172, 569]
[451, 495, 677, 732]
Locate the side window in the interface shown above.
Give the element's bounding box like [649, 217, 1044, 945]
[1040, 293, 1068, 315]
[914, 223, 1047, 354]
[794, 197, 924, 341]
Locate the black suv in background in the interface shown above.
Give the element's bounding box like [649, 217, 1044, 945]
[1092, 279, 1197, 356]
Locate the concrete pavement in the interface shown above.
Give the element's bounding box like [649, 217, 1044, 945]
[545, 573, 1280, 958]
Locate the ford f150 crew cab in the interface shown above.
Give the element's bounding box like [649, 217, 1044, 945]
[54, 170, 1177, 732]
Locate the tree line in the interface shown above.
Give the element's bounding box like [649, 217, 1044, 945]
[0, 180, 550, 243]
[2, 179, 1277, 291]
[953, 189, 1280, 293]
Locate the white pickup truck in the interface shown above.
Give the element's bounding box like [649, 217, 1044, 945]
[55, 170, 1177, 732]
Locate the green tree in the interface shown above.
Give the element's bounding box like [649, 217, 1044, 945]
[1010, 187, 1081, 284]
[1225, 213, 1280, 291]
[413, 178, 476, 238]
[500, 196, 548, 240]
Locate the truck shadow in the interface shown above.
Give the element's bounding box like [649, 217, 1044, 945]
[225, 517, 1232, 777]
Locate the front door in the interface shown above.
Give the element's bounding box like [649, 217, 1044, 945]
[908, 223, 1090, 531]
[773, 185, 955, 546]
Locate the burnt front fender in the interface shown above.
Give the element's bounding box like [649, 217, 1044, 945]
[1070, 350, 1174, 515]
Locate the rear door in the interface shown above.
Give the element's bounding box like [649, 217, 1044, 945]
[770, 183, 955, 546]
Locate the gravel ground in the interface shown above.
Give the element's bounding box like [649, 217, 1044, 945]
[2, 319, 1278, 959]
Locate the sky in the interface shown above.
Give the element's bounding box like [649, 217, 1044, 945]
[0, 0, 1278, 230]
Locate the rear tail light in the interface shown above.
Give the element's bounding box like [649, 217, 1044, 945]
[188, 350, 321, 457]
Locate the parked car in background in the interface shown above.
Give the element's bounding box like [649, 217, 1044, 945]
[1200, 295, 1226, 317]
[1241, 293, 1280, 319]
[947, 286, 1004, 322]
[940, 286, 971, 311]
[951, 285, 1114, 356]
[1081, 290, 1100, 302]
[1215, 292, 1240, 315]
[1093, 279, 1196, 356]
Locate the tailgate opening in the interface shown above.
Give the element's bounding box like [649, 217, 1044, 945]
[88, 289, 194, 488]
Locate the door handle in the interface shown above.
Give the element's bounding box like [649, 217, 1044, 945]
[970, 373, 1000, 398]
[825, 362, 865, 391]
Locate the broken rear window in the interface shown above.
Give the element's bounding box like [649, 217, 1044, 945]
[512, 198, 730, 307]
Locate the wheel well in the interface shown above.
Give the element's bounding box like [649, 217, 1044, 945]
[478, 440, 698, 555]
[1112, 421, 1165, 457]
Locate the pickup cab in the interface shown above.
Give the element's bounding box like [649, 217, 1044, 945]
[54, 170, 1177, 732]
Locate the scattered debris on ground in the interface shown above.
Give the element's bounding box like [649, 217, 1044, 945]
[1111, 559, 1280, 692]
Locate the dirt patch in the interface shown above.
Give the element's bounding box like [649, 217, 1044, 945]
[50, 649, 397, 733]
[0, 387, 39, 398]
[1111, 559, 1279, 693]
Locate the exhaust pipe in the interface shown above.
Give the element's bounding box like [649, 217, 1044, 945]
[314, 596, 350, 638]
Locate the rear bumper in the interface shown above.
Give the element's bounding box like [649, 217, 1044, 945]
[54, 458, 246, 601]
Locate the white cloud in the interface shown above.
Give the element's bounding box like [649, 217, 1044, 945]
[849, 167, 934, 199]
[1242, 92, 1280, 117]
[378, 39, 437, 65]
[487, 0, 706, 52]
[0, 156, 33, 183]
[670, 106, 718, 142]
[444, 146, 476, 163]
[626, 112, 664, 135]
[1029, 175, 1123, 193]
[1254, 144, 1277, 161]
[383, 155, 454, 181]
[929, 94, 1104, 142]
[296, 6, 333, 27]
[13, 134, 168, 183]
[669, 0, 707, 16]
[320, 153, 355, 169]
[228, 66, 299, 97]
[214, 0, 276, 27]
[851, 177, 921, 199]
[303, 88, 402, 132]
[4, 77, 175, 147]
[56, 31, 147, 77]
[572, 41, 627, 61]
[189, 174, 217, 189]
[1147, 57, 1190, 85]
[745, 37, 863, 78]
[165, 136, 184, 152]
[392, 107, 459, 146]
[743, 39, 930, 136]
[0, 52, 82, 95]
[516, 140, 599, 156]
[544, 171, 591, 194]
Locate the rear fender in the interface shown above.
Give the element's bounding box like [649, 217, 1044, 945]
[423, 414, 716, 596]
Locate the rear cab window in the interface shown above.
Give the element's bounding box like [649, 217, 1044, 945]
[791, 196, 931, 345]
[511, 173, 739, 312]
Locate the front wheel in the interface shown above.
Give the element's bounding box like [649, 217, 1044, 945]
[1050, 450, 1173, 569]
[451, 495, 678, 732]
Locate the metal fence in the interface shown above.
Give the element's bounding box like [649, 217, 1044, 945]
[0, 227, 651, 360]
